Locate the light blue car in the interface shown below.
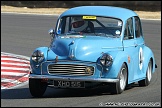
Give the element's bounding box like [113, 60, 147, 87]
[29, 6, 157, 97]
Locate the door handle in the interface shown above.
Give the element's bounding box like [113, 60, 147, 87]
[135, 44, 138, 47]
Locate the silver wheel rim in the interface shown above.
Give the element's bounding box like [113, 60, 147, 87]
[119, 68, 126, 90]
[147, 62, 152, 82]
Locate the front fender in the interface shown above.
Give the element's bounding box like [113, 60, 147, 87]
[30, 47, 49, 62]
[30, 47, 65, 61]
[103, 51, 129, 78]
[30, 47, 49, 74]
[30, 47, 67, 74]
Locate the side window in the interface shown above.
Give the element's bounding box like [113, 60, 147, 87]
[57, 17, 71, 34]
[135, 17, 142, 38]
[124, 18, 134, 40]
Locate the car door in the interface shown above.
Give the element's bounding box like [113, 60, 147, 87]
[122, 17, 140, 82]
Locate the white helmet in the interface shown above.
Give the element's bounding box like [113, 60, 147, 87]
[71, 17, 88, 32]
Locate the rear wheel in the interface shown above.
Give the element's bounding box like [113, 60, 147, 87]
[29, 78, 47, 97]
[111, 63, 128, 94]
[138, 60, 152, 86]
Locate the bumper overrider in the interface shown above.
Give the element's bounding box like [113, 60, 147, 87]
[29, 74, 119, 83]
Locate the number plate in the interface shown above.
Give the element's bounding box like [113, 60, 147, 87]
[53, 80, 85, 88]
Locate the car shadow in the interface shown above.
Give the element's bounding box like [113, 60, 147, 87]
[1, 83, 141, 99]
[44, 85, 112, 98]
[1, 85, 113, 99]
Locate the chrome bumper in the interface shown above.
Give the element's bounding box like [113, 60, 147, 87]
[29, 74, 119, 83]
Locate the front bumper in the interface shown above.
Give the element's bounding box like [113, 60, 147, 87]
[29, 74, 119, 83]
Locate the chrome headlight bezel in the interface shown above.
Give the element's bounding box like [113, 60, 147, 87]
[31, 50, 44, 63]
[100, 53, 113, 67]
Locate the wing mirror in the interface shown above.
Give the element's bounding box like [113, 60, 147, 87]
[48, 29, 55, 38]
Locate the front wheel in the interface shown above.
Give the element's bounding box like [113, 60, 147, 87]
[111, 63, 128, 94]
[138, 60, 152, 86]
[29, 78, 47, 97]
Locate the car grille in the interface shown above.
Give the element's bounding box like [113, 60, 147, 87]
[48, 64, 94, 76]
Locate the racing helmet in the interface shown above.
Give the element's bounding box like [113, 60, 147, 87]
[71, 17, 88, 32]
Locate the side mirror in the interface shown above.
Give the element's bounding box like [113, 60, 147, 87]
[48, 29, 55, 37]
[48, 29, 55, 47]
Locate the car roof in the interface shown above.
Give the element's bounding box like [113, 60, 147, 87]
[59, 6, 138, 21]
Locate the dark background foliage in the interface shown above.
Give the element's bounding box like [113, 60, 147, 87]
[1, 1, 161, 11]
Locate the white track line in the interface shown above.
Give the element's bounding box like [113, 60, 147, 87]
[1, 62, 30, 66]
[1, 58, 29, 62]
[1, 72, 28, 76]
[1, 67, 30, 71]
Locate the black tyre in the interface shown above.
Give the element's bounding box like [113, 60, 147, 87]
[138, 60, 152, 86]
[111, 63, 128, 94]
[29, 78, 47, 97]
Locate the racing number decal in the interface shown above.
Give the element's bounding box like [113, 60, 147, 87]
[139, 47, 143, 70]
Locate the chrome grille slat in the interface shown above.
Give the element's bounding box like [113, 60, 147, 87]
[48, 64, 94, 76]
[50, 71, 85, 73]
[49, 69, 86, 72]
[50, 73, 91, 76]
[49, 65, 87, 68]
[49, 71, 92, 74]
[50, 67, 85, 70]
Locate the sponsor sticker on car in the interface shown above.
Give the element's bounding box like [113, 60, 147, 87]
[83, 16, 96, 19]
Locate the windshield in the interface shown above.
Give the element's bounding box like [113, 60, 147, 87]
[56, 15, 122, 38]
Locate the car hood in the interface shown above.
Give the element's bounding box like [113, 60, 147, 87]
[50, 35, 123, 62]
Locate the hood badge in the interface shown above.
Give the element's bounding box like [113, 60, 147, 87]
[71, 41, 75, 44]
[55, 56, 58, 63]
[69, 40, 75, 46]
[69, 41, 75, 59]
[69, 49, 75, 59]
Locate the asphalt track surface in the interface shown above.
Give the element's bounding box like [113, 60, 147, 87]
[1, 13, 161, 107]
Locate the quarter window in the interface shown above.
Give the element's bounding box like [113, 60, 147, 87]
[135, 17, 142, 38]
[124, 18, 134, 40]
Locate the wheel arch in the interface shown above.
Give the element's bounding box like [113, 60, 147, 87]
[143, 46, 156, 74]
[110, 52, 129, 78]
[123, 62, 129, 85]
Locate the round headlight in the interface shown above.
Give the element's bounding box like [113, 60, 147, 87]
[31, 50, 44, 62]
[100, 53, 113, 67]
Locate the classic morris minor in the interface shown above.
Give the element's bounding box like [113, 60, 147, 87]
[29, 6, 157, 97]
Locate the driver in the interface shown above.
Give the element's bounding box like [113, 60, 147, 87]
[71, 16, 94, 33]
